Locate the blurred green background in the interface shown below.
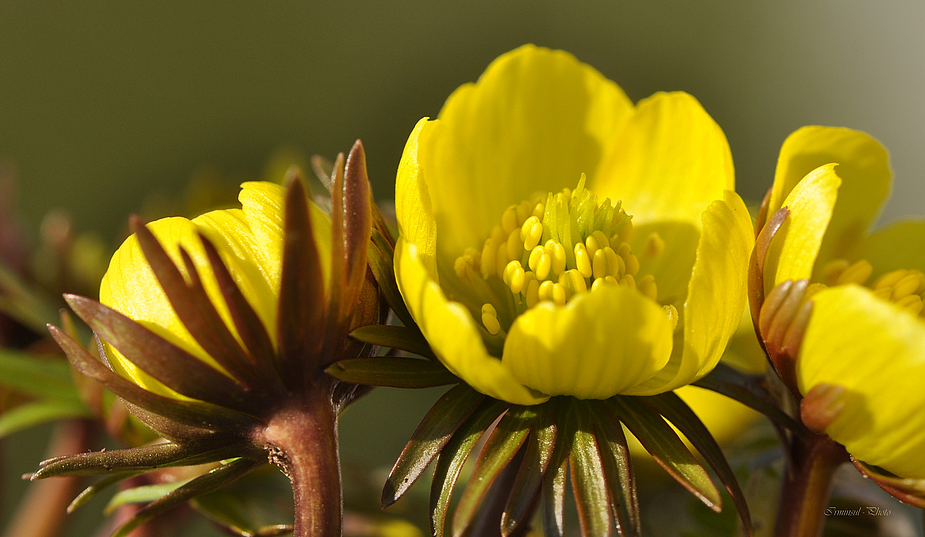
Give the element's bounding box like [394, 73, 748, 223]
[2, 1, 924, 535]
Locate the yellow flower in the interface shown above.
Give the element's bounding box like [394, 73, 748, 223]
[99, 181, 332, 396]
[759, 126, 925, 479]
[394, 45, 753, 405]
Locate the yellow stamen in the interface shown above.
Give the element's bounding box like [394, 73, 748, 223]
[643, 232, 665, 259]
[574, 243, 592, 278]
[481, 303, 501, 335]
[503, 260, 526, 294]
[834, 259, 872, 286]
[521, 216, 544, 250]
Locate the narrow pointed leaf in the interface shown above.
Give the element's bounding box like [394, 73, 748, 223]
[610, 397, 722, 511]
[69, 471, 144, 513]
[110, 458, 261, 537]
[501, 403, 557, 537]
[645, 392, 753, 535]
[367, 230, 415, 329]
[132, 218, 259, 387]
[278, 173, 326, 382]
[430, 399, 508, 537]
[383, 385, 485, 507]
[569, 402, 613, 537]
[588, 402, 640, 536]
[64, 295, 254, 412]
[106, 480, 190, 512]
[49, 325, 259, 433]
[323, 142, 373, 366]
[327, 357, 455, 389]
[693, 362, 802, 434]
[32, 441, 242, 479]
[452, 406, 534, 537]
[0, 349, 81, 400]
[0, 399, 92, 438]
[542, 400, 571, 537]
[198, 234, 281, 392]
[192, 465, 295, 537]
[350, 324, 434, 359]
[851, 457, 925, 508]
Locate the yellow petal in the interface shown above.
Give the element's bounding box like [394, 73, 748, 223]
[502, 285, 673, 399]
[418, 44, 633, 261]
[395, 118, 439, 280]
[768, 126, 891, 273]
[626, 191, 754, 395]
[394, 237, 547, 405]
[798, 285, 925, 479]
[764, 164, 841, 295]
[859, 219, 925, 279]
[100, 182, 288, 395]
[595, 91, 733, 227]
[100, 217, 233, 394]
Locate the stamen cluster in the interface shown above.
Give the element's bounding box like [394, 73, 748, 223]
[822, 259, 925, 316]
[453, 176, 676, 336]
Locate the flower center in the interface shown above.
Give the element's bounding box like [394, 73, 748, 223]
[821, 259, 925, 317]
[453, 175, 676, 337]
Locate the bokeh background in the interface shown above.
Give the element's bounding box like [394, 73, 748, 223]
[2, 1, 924, 536]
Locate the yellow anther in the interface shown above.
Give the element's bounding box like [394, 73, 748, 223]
[618, 218, 633, 243]
[621, 274, 636, 289]
[537, 281, 567, 305]
[874, 269, 908, 290]
[574, 243, 593, 278]
[454, 257, 468, 278]
[480, 238, 498, 278]
[503, 261, 526, 294]
[592, 249, 607, 280]
[590, 275, 618, 292]
[835, 259, 872, 286]
[506, 229, 524, 261]
[545, 240, 567, 276]
[643, 232, 665, 259]
[502, 206, 519, 234]
[896, 295, 925, 316]
[873, 287, 893, 300]
[525, 277, 540, 307]
[495, 242, 509, 277]
[529, 246, 552, 280]
[490, 225, 506, 245]
[605, 247, 624, 279]
[521, 216, 544, 250]
[521, 270, 537, 295]
[892, 273, 922, 300]
[586, 230, 610, 258]
[821, 259, 851, 284]
[558, 269, 588, 300]
[516, 200, 532, 224]
[532, 202, 545, 219]
[638, 274, 658, 301]
[619, 245, 640, 276]
[481, 303, 501, 335]
[664, 304, 679, 331]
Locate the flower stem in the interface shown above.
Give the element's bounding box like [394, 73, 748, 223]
[774, 428, 846, 537]
[262, 387, 342, 537]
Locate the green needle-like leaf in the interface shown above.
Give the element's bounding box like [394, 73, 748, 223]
[430, 399, 508, 537]
[501, 403, 557, 537]
[644, 392, 753, 536]
[452, 406, 534, 537]
[327, 357, 456, 389]
[542, 400, 571, 537]
[383, 385, 485, 507]
[349, 325, 435, 359]
[568, 401, 613, 537]
[106, 480, 191, 513]
[110, 458, 261, 537]
[588, 402, 639, 536]
[192, 465, 295, 537]
[694, 362, 801, 434]
[69, 472, 144, 513]
[609, 397, 722, 512]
